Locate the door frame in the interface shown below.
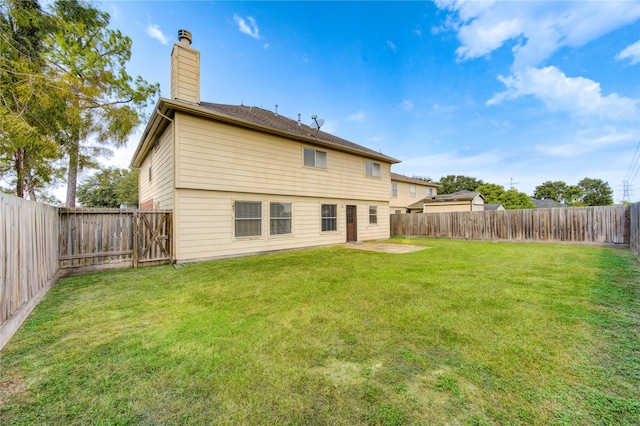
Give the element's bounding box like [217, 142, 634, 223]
[346, 205, 357, 242]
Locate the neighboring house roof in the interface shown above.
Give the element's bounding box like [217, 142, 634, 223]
[529, 198, 566, 208]
[407, 191, 485, 209]
[484, 203, 504, 211]
[132, 98, 400, 168]
[390, 173, 440, 187]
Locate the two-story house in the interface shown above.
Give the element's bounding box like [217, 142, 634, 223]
[390, 173, 439, 214]
[131, 30, 399, 262]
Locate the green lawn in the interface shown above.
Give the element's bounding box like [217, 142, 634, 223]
[1, 239, 639, 425]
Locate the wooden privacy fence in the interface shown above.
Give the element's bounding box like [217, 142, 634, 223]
[1, 196, 173, 350]
[391, 206, 630, 246]
[1, 194, 59, 346]
[631, 203, 640, 258]
[59, 208, 173, 274]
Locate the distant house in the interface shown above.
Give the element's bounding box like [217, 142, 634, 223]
[484, 203, 505, 211]
[131, 30, 400, 263]
[408, 190, 486, 213]
[529, 198, 566, 208]
[390, 173, 440, 214]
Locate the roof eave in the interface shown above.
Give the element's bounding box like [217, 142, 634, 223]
[132, 98, 400, 167]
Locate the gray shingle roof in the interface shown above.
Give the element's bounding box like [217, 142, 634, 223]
[390, 173, 440, 187]
[199, 102, 398, 163]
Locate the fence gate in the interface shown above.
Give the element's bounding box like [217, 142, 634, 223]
[59, 209, 173, 274]
[134, 211, 173, 268]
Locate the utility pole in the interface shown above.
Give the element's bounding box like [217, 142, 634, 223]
[509, 178, 519, 190]
[621, 180, 632, 203]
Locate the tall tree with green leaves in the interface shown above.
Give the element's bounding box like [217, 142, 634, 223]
[438, 175, 484, 195]
[76, 167, 138, 208]
[0, 0, 64, 201]
[47, 0, 158, 206]
[577, 177, 613, 206]
[533, 180, 583, 205]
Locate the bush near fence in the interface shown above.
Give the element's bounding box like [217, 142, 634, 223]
[391, 206, 631, 247]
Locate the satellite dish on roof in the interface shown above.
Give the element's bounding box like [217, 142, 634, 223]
[310, 115, 325, 130]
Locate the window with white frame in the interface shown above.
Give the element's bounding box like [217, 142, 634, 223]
[321, 204, 337, 232]
[369, 206, 378, 224]
[304, 147, 327, 169]
[391, 182, 398, 198]
[270, 202, 292, 235]
[426, 188, 433, 196]
[234, 201, 262, 238]
[410, 184, 416, 197]
[366, 160, 380, 177]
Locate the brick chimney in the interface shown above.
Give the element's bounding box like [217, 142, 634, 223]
[170, 29, 200, 104]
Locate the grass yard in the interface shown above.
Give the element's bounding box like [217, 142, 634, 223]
[1, 239, 639, 425]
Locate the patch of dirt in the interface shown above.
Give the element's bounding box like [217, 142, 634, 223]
[344, 243, 429, 254]
[0, 370, 28, 407]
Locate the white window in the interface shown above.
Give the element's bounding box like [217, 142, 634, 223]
[426, 188, 433, 196]
[321, 204, 337, 232]
[270, 202, 292, 235]
[391, 182, 398, 198]
[369, 206, 378, 224]
[235, 201, 262, 238]
[410, 184, 416, 197]
[395, 210, 402, 214]
[304, 147, 327, 169]
[366, 160, 380, 177]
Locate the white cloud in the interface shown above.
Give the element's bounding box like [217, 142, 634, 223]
[436, 1, 640, 70]
[414, 28, 422, 36]
[263, 43, 270, 49]
[146, 24, 168, 45]
[536, 128, 636, 157]
[616, 39, 640, 65]
[402, 100, 414, 110]
[387, 40, 397, 51]
[488, 66, 639, 121]
[234, 14, 260, 39]
[348, 111, 365, 122]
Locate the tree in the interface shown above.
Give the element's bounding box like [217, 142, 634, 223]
[438, 175, 484, 195]
[500, 188, 536, 209]
[533, 180, 583, 205]
[0, 0, 158, 204]
[47, 0, 158, 206]
[577, 178, 613, 206]
[476, 183, 535, 209]
[76, 167, 138, 208]
[0, 0, 65, 201]
[476, 183, 505, 204]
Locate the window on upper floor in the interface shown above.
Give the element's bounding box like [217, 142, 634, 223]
[234, 201, 262, 238]
[426, 188, 433, 196]
[410, 184, 416, 197]
[304, 147, 327, 169]
[391, 182, 398, 198]
[270, 202, 292, 235]
[366, 160, 381, 177]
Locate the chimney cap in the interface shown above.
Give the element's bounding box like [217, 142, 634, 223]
[178, 29, 192, 45]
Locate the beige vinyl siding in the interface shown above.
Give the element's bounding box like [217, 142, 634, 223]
[138, 125, 174, 209]
[170, 44, 200, 104]
[390, 180, 437, 212]
[174, 114, 391, 201]
[174, 189, 389, 262]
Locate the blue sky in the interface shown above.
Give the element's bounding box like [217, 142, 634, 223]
[93, 0, 639, 202]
